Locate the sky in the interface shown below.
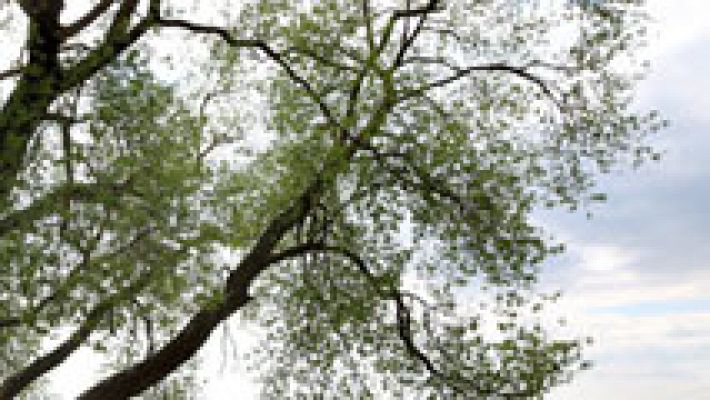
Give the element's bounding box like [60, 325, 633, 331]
[34, 0, 710, 398]
[542, 1, 710, 397]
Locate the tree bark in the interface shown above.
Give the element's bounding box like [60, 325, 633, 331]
[0, 1, 63, 204]
[0, 0, 153, 205]
[77, 184, 318, 399]
[77, 307, 230, 400]
[0, 270, 159, 398]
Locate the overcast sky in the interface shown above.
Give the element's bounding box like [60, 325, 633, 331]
[543, 0, 710, 398]
[43, 1, 710, 398]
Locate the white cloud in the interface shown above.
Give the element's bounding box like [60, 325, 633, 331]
[575, 245, 640, 272]
[645, 0, 710, 57]
[548, 310, 710, 399]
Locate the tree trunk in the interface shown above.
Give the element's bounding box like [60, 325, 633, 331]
[0, 3, 63, 204]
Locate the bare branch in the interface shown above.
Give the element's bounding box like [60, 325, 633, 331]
[155, 18, 260, 47]
[393, 0, 440, 69]
[156, 18, 341, 131]
[147, 0, 161, 19]
[194, 88, 243, 163]
[347, 0, 431, 125]
[59, 17, 150, 92]
[61, 0, 116, 39]
[400, 0, 412, 50]
[400, 62, 563, 110]
[392, 1, 445, 19]
[0, 67, 21, 81]
[345, 4, 407, 125]
[43, 112, 88, 125]
[399, 55, 460, 71]
[0, 318, 21, 329]
[363, 0, 375, 51]
[258, 43, 342, 130]
[344, 2, 377, 124]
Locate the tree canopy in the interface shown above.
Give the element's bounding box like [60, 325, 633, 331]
[0, 0, 663, 398]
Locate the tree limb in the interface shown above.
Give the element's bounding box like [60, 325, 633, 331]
[77, 126, 364, 398]
[76, 177, 322, 399]
[155, 18, 341, 131]
[0, 272, 153, 398]
[61, 0, 117, 39]
[392, 0, 439, 69]
[57, 1, 154, 92]
[0, 318, 21, 329]
[155, 18, 260, 48]
[265, 243, 452, 382]
[0, 68, 21, 81]
[15, 0, 32, 16]
[399, 62, 563, 110]
[393, 2, 445, 20]
[266, 241, 498, 396]
[0, 0, 153, 204]
[105, 0, 140, 38]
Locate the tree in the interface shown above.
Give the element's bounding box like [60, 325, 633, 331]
[0, 0, 663, 398]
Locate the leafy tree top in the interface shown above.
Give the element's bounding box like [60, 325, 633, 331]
[0, 0, 663, 398]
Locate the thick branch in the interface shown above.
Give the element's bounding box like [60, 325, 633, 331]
[77, 180, 321, 399]
[105, 0, 140, 38]
[0, 273, 152, 398]
[15, 0, 32, 16]
[0, 0, 152, 205]
[77, 307, 227, 400]
[51, 15, 381, 392]
[77, 126, 365, 397]
[16, 0, 62, 18]
[58, 2, 154, 92]
[0, 1, 63, 201]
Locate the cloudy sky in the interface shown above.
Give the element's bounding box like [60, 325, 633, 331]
[44, 0, 710, 398]
[543, 0, 710, 397]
